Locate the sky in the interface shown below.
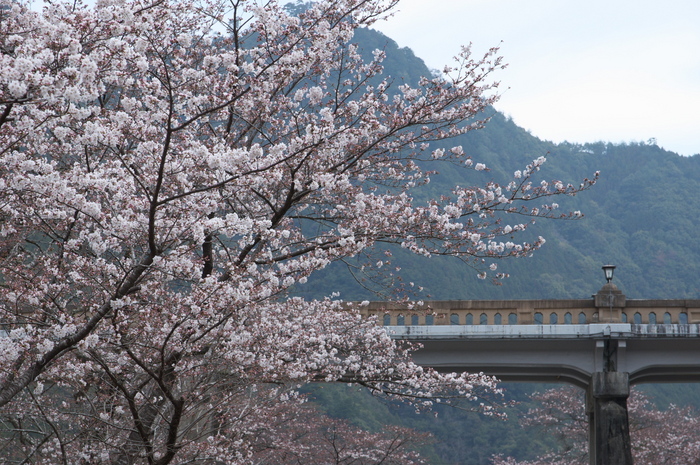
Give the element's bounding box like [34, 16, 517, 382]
[373, 0, 700, 156]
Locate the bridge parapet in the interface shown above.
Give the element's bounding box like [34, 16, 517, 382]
[359, 299, 700, 326]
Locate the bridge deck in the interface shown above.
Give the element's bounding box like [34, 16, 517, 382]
[386, 323, 700, 388]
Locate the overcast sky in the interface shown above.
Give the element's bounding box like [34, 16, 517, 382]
[373, 0, 700, 156]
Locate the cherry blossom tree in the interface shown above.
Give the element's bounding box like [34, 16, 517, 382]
[244, 399, 432, 464]
[0, 0, 596, 462]
[490, 386, 700, 465]
[2, 382, 432, 464]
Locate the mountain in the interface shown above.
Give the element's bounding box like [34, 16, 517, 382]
[297, 27, 700, 302]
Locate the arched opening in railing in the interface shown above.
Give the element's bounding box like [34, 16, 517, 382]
[508, 313, 517, 325]
[411, 314, 419, 325]
[534, 312, 543, 325]
[564, 312, 572, 324]
[425, 314, 434, 325]
[578, 312, 587, 324]
[649, 312, 657, 324]
[397, 314, 405, 325]
[621, 312, 627, 323]
[465, 313, 474, 325]
[633, 312, 642, 324]
[494, 313, 502, 325]
[479, 313, 488, 325]
[383, 313, 391, 325]
[663, 312, 672, 324]
[549, 312, 558, 324]
[680, 312, 689, 324]
[450, 313, 460, 325]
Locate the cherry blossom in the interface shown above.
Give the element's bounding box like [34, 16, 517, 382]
[0, 0, 595, 462]
[244, 399, 431, 464]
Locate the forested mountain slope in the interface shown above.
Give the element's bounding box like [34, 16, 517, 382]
[299, 27, 700, 301]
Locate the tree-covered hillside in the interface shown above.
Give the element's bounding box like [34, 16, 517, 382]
[298, 26, 700, 302]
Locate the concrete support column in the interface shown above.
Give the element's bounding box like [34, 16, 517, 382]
[587, 371, 633, 465]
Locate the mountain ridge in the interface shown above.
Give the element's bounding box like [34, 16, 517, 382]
[296, 27, 700, 302]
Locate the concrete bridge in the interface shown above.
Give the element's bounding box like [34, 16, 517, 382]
[359, 278, 700, 464]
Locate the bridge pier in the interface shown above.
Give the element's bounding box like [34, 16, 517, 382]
[587, 371, 633, 465]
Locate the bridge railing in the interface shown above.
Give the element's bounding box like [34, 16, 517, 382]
[358, 299, 700, 326]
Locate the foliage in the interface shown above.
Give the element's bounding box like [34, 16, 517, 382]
[304, 382, 562, 465]
[0, 0, 595, 463]
[220, 397, 433, 465]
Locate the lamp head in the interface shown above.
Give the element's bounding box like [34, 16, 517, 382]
[602, 265, 615, 283]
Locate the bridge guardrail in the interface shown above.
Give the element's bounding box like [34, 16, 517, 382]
[358, 299, 700, 326]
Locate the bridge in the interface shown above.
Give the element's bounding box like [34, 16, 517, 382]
[359, 271, 700, 465]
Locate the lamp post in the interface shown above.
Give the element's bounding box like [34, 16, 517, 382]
[602, 265, 615, 323]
